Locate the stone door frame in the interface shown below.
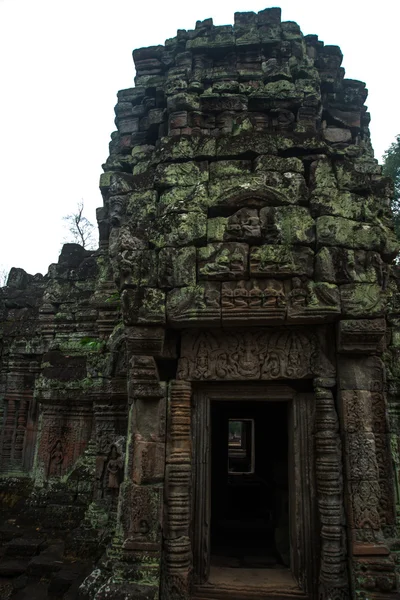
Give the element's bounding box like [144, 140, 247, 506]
[191, 382, 318, 598]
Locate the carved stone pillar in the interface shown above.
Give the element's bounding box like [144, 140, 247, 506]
[337, 320, 397, 597]
[314, 378, 349, 600]
[162, 380, 192, 600]
[109, 352, 166, 597]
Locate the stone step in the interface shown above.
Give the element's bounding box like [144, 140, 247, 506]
[27, 542, 65, 577]
[0, 558, 30, 577]
[4, 537, 44, 558]
[0, 523, 24, 543]
[48, 562, 89, 597]
[11, 579, 49, 600]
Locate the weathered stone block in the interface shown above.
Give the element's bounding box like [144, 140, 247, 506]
[209, 160, 252, 180]
[315, 247, 387, 286]
[126, 190, 158, 225]
[327, 108, 361, 129]
[158, 247, 196, 288]
[126, 326, 165, 356]
[133, 397, 166, 442]
[340, 283, 385, 317]
[323, 127, 352, 143]
[254, 155, 304, 173]
[207, 208, 261, 243]
[250, 245, 314, 277]
[159, 137, 216, 162]
[198, 243, 249, 280]
[316, 216, 383, 251]
[132, 440, 165, 484]
[158, 184, 209, 215]
[337, 319, 386, 354]
[121, 288, 165, 325]
[166, 283, 221, 327]
[151, 211, 207, 247]
[216, 131, 280, 157]
[260, 206, 315, 245]
[154, 161, 208, 188]
[287, 280, 340, 322]
[338, 356, 385, 391]
[118, 118, 140, 134]
[199, 95, 247, 112]
[310, 190, 384, 222]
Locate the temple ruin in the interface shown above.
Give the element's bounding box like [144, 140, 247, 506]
[0, 6, 400, 600]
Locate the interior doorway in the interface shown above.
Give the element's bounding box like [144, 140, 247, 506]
[192, 384, 316, 598]
[210, 400, 289, 569]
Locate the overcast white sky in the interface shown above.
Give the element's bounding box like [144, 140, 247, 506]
[1, 0, 399, 277]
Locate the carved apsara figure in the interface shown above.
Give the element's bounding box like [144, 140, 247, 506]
[227, 208, 260, 240]
[194, 340, 211, 379]
[105, 444, 124, 491]
[288, 277, 308, 308]
[233, 281, 248, 308]
[249, 282, 262, 307]
[230, 248, 244, 274]
[204, 286, 220, 309]
[263, 284, 286, 308]
[49, 440, 64, 477]
[221, 284, 234, 308]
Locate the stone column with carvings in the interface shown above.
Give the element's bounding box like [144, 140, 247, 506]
[313, 377, 349, 600]
[100, 325, 167, 599]
[337, 319, 397, 598]
[162, 380, 192, 600]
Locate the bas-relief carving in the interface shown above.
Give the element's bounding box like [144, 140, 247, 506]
[177, 327, 334, 381]
[221, 279, 287, 323]
[314, 383, 349, 599]
[95, 442, 125, 509]
[167, 278, 340, 327]
[198, 243, 249, 280]
[48, 440, 64, 477]
[0, 397, 30, 471]
[39, 405, 94, 479]
[249, 245, 314, 278]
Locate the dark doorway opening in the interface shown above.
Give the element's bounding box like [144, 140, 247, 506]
[210, 400, 289, 570]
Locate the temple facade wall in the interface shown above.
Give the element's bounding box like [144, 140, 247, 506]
[1, 7, 400, 600]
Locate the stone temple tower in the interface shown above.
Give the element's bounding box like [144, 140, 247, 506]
[0, 7, 400, 600]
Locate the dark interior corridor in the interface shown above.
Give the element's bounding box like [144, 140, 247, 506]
[210, 400, 289, 570]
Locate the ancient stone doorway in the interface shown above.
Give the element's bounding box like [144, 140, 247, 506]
[192, 384, 317, 599]
[210, 400, 289, 570]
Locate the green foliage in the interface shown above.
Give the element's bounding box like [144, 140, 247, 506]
[105, 291, 120, 304]
[80, 337, 103, 352]
[382, 134, 400, 238]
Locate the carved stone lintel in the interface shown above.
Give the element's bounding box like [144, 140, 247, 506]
[178, 328, 320, 381]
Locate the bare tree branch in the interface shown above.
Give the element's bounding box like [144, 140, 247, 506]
[63, 200, 96, 250]
[0, 266, 9, 287]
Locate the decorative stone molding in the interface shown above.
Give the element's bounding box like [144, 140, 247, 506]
[337, 319, 386, 354]
[177, 327, 334, 381]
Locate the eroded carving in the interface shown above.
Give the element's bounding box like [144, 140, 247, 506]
[177, 328, 328, 381]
